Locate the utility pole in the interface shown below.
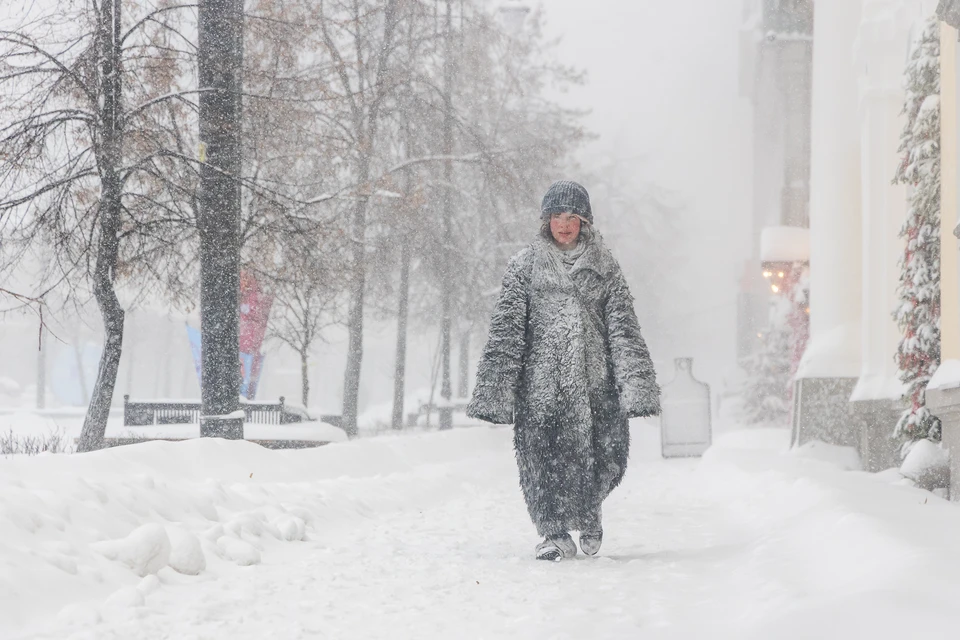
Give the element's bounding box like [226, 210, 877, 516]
[197, 0, 244, 438]
[438, 0, 454, 430]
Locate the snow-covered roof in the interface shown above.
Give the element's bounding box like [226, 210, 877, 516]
[760, 226, 810, 263]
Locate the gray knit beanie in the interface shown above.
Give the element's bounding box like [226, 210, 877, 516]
[540, 180, 593, 224]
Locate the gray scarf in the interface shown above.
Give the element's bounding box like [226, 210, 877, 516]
[553, 240, 587, 272]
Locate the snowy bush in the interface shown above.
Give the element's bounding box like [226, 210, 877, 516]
[900, 438, 949, 491]
[0, 428, 69, 456]
[740, 295, 794, 425]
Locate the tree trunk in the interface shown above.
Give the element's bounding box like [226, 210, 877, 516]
[341, 178, 369, 439]
[458, 329, 469, 399]
[301, 349, 310, 407]
[78, 0, 124, 453]
[197, 0, 244, 438]
[438, 0, 455, 430]
[391, 242, 411, 430]
[78, 293, 124, 452]
[339, 1, 400, 438]
[124, 311, 135, 395]
[36, 325, 46, 410]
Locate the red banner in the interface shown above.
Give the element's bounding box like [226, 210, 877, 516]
[239, 271, 273, 399]
[240, 271, 272, 355]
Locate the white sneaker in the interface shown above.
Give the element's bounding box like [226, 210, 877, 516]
[536, 533, 577, 562]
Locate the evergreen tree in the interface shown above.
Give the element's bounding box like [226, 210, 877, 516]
[741, 295, 793, 425]
[893, 18, 941, 443]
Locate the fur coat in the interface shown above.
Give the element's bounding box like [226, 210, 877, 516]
[467, 233, 660, 536]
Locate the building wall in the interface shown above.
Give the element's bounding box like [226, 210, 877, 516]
[941, 23, 960, 361]
[779, 38, 813, 228]
[851, 0, 911, 404]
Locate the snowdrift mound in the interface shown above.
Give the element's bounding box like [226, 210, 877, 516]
[0, 427, 509, 635]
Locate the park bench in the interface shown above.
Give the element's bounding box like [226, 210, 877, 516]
[123, 395, 341, 428]
[405, 399, 470, 427]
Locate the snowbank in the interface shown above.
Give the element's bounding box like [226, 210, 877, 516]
[700, 428, 960, 637]
[105, 421, 348, 444]
[0, 409, 348, 448]
[0, 426, 508, 635]
[9, 421, 960, 639]
[900, 439, 950, 490]
[791, 438, 862, 470]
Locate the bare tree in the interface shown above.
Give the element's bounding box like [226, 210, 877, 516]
[400, 3, 587, 409]
[307, 0, 402, 437]
[1, 0, 590, 443]
[0, 0, 204, 450]
[264, 234, 345, 407]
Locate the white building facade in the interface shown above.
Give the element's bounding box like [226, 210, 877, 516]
[794, 0, 940, 470]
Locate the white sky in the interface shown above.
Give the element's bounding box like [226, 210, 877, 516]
[0, 0, 755, 408]
[541, 0, 753, 385]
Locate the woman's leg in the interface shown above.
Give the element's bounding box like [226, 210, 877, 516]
[579, 505, 603, 556]
[536, 532, 577, 561]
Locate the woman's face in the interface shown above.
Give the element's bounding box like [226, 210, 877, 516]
[550, 212, 581, 249]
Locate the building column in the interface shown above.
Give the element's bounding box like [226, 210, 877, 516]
[792, 0, 864, 449]
[941, 24, 960, 364]
[848, 1, 911, 471]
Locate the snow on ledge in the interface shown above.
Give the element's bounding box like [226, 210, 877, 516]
[795, 323, 861, 379]
[928, 360, 960, 391]
[760, 226, 810, 263]
[850, 372, 905, 403]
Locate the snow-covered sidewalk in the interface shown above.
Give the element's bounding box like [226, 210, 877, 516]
[5, 422, 960, 639]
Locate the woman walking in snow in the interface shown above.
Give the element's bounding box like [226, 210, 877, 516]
[467, 180, 660, 562]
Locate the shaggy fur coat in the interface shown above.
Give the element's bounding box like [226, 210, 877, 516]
[467, 233, 660, 536]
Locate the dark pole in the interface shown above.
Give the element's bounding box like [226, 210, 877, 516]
[197, 0, 243, 438]
[438, 0, 454, 430]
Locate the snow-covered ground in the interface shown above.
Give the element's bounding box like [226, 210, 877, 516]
[4, 418, 960, 639]
[0, 407, 347, 449]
